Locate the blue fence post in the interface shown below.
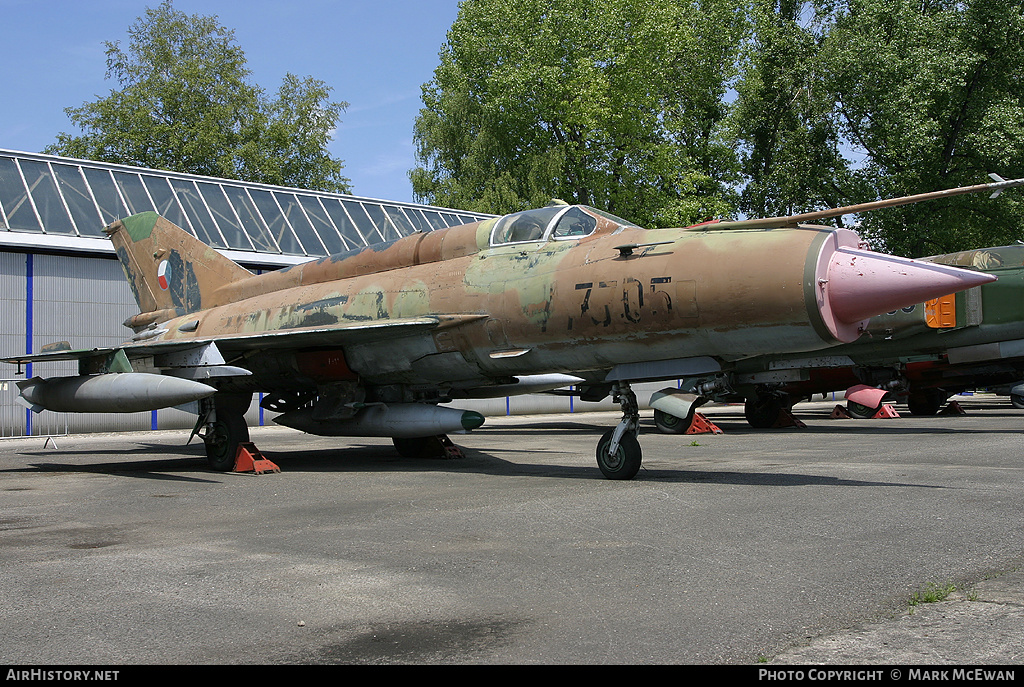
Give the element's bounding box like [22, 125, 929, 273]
[24, 254, 33, 437]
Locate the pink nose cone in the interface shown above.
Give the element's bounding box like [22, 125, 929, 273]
[821, 247, 995, 340]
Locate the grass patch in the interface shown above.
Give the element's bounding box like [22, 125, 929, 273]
[909, 581, 957, 609]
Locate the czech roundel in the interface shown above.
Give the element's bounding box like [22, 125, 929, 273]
[157, 260, 170, 290]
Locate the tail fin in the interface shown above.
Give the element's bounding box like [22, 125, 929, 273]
[105, 212, 252, 318]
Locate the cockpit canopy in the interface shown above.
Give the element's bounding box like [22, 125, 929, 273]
[926, 245, 1024, 271]
[489, 204, 639, 246]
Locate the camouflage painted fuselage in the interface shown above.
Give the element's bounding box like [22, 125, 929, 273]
[108, 208, 856, 400]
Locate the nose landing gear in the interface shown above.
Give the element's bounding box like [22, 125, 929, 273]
[596, 383, 642, 480]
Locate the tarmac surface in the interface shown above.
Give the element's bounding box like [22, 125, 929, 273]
[1, 395, 1022, 665]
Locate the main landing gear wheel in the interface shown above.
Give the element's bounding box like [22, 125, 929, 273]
[204, 413, 249, 472]
[846, 399, 883, 419]
[200, 393, 252, 472]
[393, 435, 447, 458]
[596, 382, 642, 480]
[653, 408, 686, 434]
[907, 389, 946, 416]
[744, 394, 787, 429]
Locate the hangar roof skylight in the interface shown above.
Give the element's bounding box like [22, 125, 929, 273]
[0, 149, 493, 261]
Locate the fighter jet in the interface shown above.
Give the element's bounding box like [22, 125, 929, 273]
[4, 176, 1018, 479]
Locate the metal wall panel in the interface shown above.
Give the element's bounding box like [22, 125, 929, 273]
[0, 252, 264, 437]
[0, 380, 28, 438]
[0, 251, 26, 340]
[28, 254, 150, 434]
[0, 252, 26, 436]
[33, 254, 135, 346]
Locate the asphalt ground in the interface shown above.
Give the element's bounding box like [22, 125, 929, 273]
[1, 395, 1022, 666]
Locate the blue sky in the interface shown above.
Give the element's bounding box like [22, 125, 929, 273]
[0, 0, 465, 204]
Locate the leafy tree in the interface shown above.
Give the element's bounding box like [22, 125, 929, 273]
[46, 1, 351, 193]
[818, 0, 1024, 256]
[730, 0, 867, 220]
[410, 0, 748, 227]
[416, 0, 1024, 254]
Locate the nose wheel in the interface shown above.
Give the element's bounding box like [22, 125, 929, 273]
[596, 383, 642, 480]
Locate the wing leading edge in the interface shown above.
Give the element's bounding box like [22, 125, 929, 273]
[2, 315, 479, 370]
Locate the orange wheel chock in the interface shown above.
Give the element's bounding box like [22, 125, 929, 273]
[233, 442, 280, 475]
[871, 404, 900, 419]
[939, 401, 967, 416]
[830, 405, 852, 419]
[685, 412, 724, 435]
[772, 409, 807, 428]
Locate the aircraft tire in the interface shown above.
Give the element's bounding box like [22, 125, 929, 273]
[907, 389, 946, 416]
[744, 395, 782, 429]
[204, 413, 249, 471]
[393, 436, 446, 458]
[653, 409, 686, 434]
[846, 400, 881, 419]
[596, 429, 642, 480]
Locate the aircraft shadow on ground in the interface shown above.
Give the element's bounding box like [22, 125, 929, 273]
[6, 442, 219, 483]
[195, 438, 949, 490]
[693, 420, 1024, 436]
[1, 408, 1007, 485]
[482, 413, 1024, 437]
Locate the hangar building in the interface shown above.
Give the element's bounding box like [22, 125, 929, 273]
[0, 149, 495, 438]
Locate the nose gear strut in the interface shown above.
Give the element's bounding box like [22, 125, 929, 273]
[596, 382, 643, 480]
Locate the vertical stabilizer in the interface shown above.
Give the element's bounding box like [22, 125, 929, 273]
[105, 212, 252, 316]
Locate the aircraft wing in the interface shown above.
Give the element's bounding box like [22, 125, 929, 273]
[2, 314, 484, 370]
